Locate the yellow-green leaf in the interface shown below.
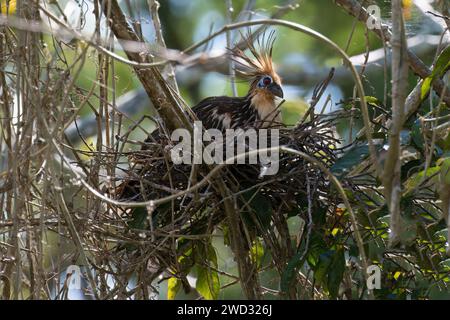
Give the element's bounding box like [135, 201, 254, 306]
[440, 157, 450, 185]
[250, 239, 264, 268]
[1, 0, 16, 15]
[421, 46, 450, 99]
[331, 228, 341, 237]
[167, 277, 181, 300]
[404, 166, 440, 191]
[196, 266, 219, 300]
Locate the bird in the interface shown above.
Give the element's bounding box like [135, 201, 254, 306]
[118, 32, 284, 202]
[192, 32, 284, 131]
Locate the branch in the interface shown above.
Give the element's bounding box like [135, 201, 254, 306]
[334, 0, 450, 107]
[384, 0, 408, 247]
[147, 0, 180, 93]
[103, 0, 190, 132]
[64, 89, 151, 144]
[225, 0, 238, 96]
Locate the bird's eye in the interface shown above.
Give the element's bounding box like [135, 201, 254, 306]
[262, 76, 272, 86]
[258, 76, 272, 88]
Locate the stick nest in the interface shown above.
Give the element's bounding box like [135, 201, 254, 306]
[106, 111, 345, 283]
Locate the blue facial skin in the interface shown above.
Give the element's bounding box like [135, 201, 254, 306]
[257, 75, 283, 98]
[258, 76, 273, 88]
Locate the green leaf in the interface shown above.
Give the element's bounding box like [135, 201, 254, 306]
[327, 249, 345, 299]
[314, 250, 334, 284]
[250, 239, 264, 268]
[195, 243, 220, 300]
[167, 277, 181, 300]
[331, 145, 369, 178]
[440, 157, 450, 185]
[196, 265, 220, 300]
[241, 192, 272, 230]
[404, 166, 440, 191]
[127, 206, 147, 230]
[421, 46, 450, 99]
[377, 214, 390, 227]
[280, 251, 304, 293]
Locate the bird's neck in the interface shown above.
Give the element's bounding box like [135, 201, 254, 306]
[248, 92, 282, 127]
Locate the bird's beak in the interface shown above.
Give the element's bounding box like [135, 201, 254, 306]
[268, 82, 284, 98]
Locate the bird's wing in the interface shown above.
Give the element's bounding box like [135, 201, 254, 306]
[192, 96, 258, 130]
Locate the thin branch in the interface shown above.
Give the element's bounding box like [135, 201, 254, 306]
[334, 0, 450, 107]
[147, 0, 180, 93]
[225, 0, 238, 96]
[102, 0, 191, 132]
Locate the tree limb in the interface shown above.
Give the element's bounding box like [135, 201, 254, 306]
[103, 0, 190, 132]
[384, 0, 408, 247]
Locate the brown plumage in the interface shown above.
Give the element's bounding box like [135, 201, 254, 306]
[192, 31, 284, 131]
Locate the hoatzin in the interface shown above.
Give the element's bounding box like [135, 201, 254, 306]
[119, 33, 284, 202]
[192, 32, 284, 131]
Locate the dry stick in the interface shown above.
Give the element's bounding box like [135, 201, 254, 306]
[52, 139, 371, 294]
[102, 0, 190, 132]
[216, 180, 260, 299]
[147, 0, 180, 94]
[383, 0, 409, 247]
[30, 13, 372, 296]
[225, 0, 238, 97]
[31, 76, 101, 300]
[96, 12, 373, 298]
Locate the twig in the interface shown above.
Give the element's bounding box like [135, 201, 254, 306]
[147, 0, 180, 93]
[225, 0, 238, 97]
[102, 0, 190, 132]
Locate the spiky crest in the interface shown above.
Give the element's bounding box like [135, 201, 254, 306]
[229, 30, 281, 85]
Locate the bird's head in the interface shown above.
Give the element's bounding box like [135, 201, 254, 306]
[230, 31, 283, 100]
